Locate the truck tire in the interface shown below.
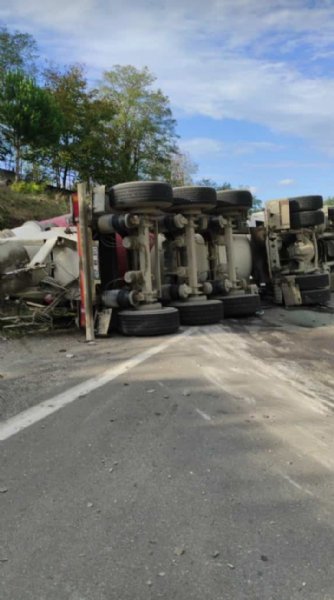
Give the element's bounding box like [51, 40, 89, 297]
[172, 299, 223, 325]
[300, 287, 331, 306]
[216, 190, 253, 208]
[289, 195, 323, 212]
[295, 273, 330, 291]
[118, 307, 180, 336]
[172, 186, 217, 209]
[290, 210, 324, 229]
[110, 181, 173, 209]
[221, 293, 261, 317]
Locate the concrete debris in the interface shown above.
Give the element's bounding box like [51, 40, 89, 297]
[174, 546, 186, 556]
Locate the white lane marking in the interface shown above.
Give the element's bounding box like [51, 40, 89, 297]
[0, 329, 196, 442]
[279, 473, 314, 497]
[195, 408, 212, 421]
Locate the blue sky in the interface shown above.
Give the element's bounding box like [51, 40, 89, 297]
[1, 0, 334, 200]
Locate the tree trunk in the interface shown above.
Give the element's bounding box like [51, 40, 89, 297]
[14, 141, 21, 181]
[62, 165, 68, 189]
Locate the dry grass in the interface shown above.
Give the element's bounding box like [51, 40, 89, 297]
[0, 186, 69, 229]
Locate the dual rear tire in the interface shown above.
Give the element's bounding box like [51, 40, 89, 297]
[117, 307, 180, 336]
[288, 195, 324, 228]
[295, 272, 331, 306]
[171, 299, 223, 325]
[220, 293, 261, 318]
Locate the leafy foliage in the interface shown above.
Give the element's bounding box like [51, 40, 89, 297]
[0, 26, 261, 199]
[40, 64, 100, 188]
[98, 65, 178, 183]
[0, 71, 63, 179]
[0, 26, 38, 76]
[11, 180, 47, 194]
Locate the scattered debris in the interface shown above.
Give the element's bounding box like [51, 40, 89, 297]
[158, 572, 166, 577]
[146, 580, 152, 587]
[65, 353, 74, 359]
[86, 502, 94, 508]
[182, 390, 191, 397]
[260, 554, 269, 562]
[174, 546, 186, 556]
[0, 487, 8, 494]
[212, 551, 220, 558]
[146, 388, 156, 393]
[227, 563, 235, 570]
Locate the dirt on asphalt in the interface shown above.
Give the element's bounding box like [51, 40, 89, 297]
[1, 305, 334, 423]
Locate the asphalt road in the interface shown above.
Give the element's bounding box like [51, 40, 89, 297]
[1, 316, 334, 599]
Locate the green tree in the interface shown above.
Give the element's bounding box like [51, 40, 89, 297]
[41, 65, 115, 188]
[42, 64, 90, 187]
[98, 65, 178, 183]
[70, 96, 116, 185]
[0, 71, 62, 180]
[0, 26, 38, 76]
[324, 197, 334, 206]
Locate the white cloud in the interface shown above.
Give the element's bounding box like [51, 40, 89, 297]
[278, 178, 295, 186]
[179, 138, 283, 160]
[3, 0, 334, 153]
[179, 138, 225, 159]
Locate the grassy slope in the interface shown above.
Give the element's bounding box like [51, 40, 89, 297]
[0, 187, 69, 229]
